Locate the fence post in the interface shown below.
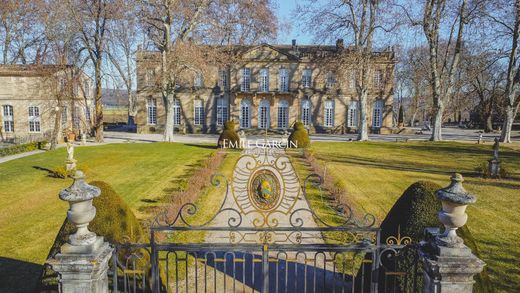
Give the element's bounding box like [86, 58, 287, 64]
[47, 171, 113, 293]
[420, 173, 485, 293]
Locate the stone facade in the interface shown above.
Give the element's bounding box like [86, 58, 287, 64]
[136, 42, 396, 134]
[0, 65, 94, 143]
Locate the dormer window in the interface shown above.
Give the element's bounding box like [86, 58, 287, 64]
[241, 68, 251, 92]
[374, 70, 383, 88]
[302, 69, 312, 88]
[218, 69, 228, 90]
[279, 68, 289, 92]
[194, 73, 204, 88]
[260, 68, 269, 92]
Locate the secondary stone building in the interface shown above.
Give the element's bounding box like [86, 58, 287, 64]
[135, 40, 395, 134]
[0, 65, 94, 143]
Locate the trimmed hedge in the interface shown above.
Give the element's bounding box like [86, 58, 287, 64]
[39, 181, 149, 292]
[0, 140, 47, 157]
[378, 181, 494, 293]
[288, 121, 310, 148]
[217, 120, 240, 148]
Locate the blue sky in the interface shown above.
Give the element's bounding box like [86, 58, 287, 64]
[274, 0, 314, 44]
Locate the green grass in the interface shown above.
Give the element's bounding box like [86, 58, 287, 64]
[295, 141, 520, 293]
[0, 143, 215, 280]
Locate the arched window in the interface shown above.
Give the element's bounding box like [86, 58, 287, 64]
[193, 99, 204, 126]
[277, 100, 289, 129]
[348, 100, 358, 128]
[301, 98, 311, 126]
[259, 99, 270, 129]
[260, 68, 269, 92]
[302, 69, 312, 88]
[216, 97, 228, 126]
[147, 97, 157, 125]
[173, 99, 181, 125]
[324, 99, 335, 127]
[240, 99, 251, 128]
[279, 68, 289, 92]
[373, 100, 384, 128]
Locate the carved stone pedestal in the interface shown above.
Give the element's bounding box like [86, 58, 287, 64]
[48, 241, 113, 293]
[422, 229, 485, 293]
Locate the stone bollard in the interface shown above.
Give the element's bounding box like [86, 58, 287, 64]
[47, 171, 113, 293]
[421, 173, 485, 293]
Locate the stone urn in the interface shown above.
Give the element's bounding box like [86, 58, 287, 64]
[59, 171, 102, 254]
[435, 173, 477, 248]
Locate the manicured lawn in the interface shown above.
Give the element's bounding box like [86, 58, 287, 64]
[0, 142, 216, 290]
[294, 141, 520, 293]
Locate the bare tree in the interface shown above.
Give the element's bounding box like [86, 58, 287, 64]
[67, 0, 121, 142]
[485, 0, 520, 143]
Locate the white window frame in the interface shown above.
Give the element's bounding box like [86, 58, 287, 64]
[324, 100, 335, 128]
[218, 69, 228, 90]
[73, 106, 81, 130]
[301, 98, 311, 126]
[279, 68, 289, 92]
[193, 99, 204, 126]
[2, 105, 14, 133]
[240, 99, 251, 128]
[259, 68, 269, 92]
[259, 99, 270, 129]
[216, 97, 228, 126]
[194, 73, 204, 88]
[173, 99, 181, 126]
[241, 68, 251, 92]
[302, 69, 312, 88]
[28, 106, 41, 133]
[147, 97, 157, 125]
[277, 100, 289, 129]
[373, 100, 384, 128]
[374, 70, 383, 88]
[349, 72, 356, 89]
[348, 101, 359, 128]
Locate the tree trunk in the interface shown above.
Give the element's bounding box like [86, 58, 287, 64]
[500, 104, 515, 143]
[430, 100, 444, 141]
[410, 109, 418, 127]
[50, 106, 62, 150]
[163, 94, 175, 142]
[357, 89, 369, 141]
[484, 113, 493, 133]
[94, 61, 103, 142]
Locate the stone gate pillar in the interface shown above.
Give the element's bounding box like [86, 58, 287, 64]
[47, 171, 113, 293]
[421, 174, 485, 293]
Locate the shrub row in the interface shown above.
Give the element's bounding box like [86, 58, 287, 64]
[0, 140, 47, 157]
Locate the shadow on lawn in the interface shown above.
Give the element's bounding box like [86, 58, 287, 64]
[182, 143, 218, 150]
[0, 257, 43, 293]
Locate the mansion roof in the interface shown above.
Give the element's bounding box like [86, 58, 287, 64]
[0, 64, 73, 77]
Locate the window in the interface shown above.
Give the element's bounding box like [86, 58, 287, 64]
[84, 81, 90, 97]
[373, 100, 384, 128]
[241, 68, 251, 92]
[349, 72, 356, 89]
[259, 99, 270, 129]
[73, 106, 81, 130]
[259, 68, 269, 92]
[2, 105, 14, 132]
[194, 99, 204, 126]
[279, 68, 289, 92]
[147, 97, 157, 125]
[326, 72, 336, 89]
[301, 98, 311, 126]
[216, 97, 228, 126]
[277, 100, 289, 129]
[240, 99, 251, 128]
[28, 106, 41, 132]
[348, 101, 358, 128]
[62, 106, 68, 130]
[218, 69, 228, 90]
[145, 69, 154, 86]
[302, 69, 312, 88]
[85, 106, 91, 125]
[374, 70, 383, 88]
[324, 100, 335, 127]
[194, 73, 204, 88]
[173, 99, 181, 125]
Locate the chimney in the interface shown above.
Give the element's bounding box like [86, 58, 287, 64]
[292, 39, 297, 48]
[336, 39, 344, 50]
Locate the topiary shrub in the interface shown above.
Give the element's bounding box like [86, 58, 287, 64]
[288, 121, 310, 148]
[39, 181, 150, 292]
[356, 181, 494, 293]
[217, 120, 240, 148]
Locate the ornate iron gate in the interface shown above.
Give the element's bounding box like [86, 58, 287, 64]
[109, 149, 422, 293]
